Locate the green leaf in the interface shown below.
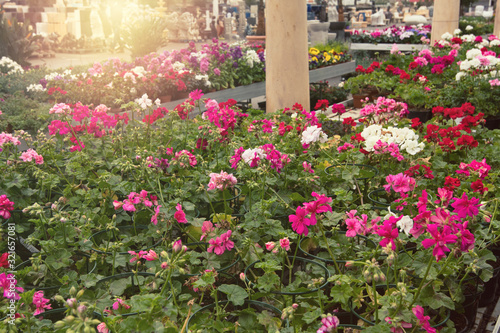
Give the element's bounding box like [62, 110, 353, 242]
[420, 290, 455, 310]
[109, 278, 131, 296]
[302, 307, 322, 324]
[218, 284, 248, 306]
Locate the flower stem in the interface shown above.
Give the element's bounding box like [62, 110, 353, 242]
[410, 255, 434, 307]
[318, 222, 341, 274]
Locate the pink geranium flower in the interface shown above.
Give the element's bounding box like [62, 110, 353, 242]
[289, 206, 312, 236]
[207, 171, 237, 191]
[280, 238, 291, 251]
[33, 291, 52, 316]
[421, 224, 458, 262]
[174, 203, 188, 223]
[451, 193, 481, 219]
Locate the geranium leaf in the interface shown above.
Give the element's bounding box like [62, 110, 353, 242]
[218, 284, 248, 306]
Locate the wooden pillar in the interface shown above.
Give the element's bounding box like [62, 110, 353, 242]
[430, 0, 460, 45]
[494, 3, 500, 37]
[266, 0, 310, 113]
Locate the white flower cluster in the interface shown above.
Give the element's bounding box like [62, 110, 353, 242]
[399, 31, 414, 40]
[245, 50, 261, 68]
[453, 29, 462, 36]
[441, 32, 453, 40]
[491, 39, 500, 47]
[301, 125, 328, 145]
[131, 66, 147, 78]
[0, 57, 24, 75]
[457, 48, 499, 73]
[195, 74, 211, 87]
[361, 124, 425, 155]
[241, 148, 265, 164]
[44, 69, 75, 81]
[26, 84, 45, 92]
[466, 25, 474, 31]
[460, 34, 476, 43]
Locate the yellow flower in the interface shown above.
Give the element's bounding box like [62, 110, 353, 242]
[324, 52, 331, 62]
[311, 57, 318, 62]
[309, 48, 320, 55]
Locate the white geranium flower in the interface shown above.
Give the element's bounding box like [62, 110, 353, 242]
[300, 125, 328, 145]
[397, 215, 414, 236]
[453, 29, 462, 36]
[241, 148, 265, 164]
[131, 66, 146, 78]
[459, 60, 471, 71]
[466, 48, 482, 59]
[490, 39, 500, 47]
[135, 93, 152, 110]
[401, 140, 424, 155]
[462, 34, 476, 42]
[441, 32, 453, 40]
[466, 25, 474, 31]
[456, 72, 466, 81]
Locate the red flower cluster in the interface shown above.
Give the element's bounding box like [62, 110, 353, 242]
[47, 86, 67, 96]
[355, 61, 380, 74]
[404, 164, 434, 179]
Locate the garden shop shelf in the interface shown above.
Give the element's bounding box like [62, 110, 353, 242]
[160, 61, 356, 116]
[350, 43, 429, 52]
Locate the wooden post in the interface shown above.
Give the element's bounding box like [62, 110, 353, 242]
[494, 3, 500, 37]
[266, 0, 310, 113]
[430, 0, 460, 45]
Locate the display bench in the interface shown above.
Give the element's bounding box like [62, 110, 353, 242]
[161, 61, 357, 116]
[350, 43, 429, 52]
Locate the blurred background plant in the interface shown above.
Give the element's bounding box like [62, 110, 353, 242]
[121, 5, 168, 58]
[0, 4, 38, 67]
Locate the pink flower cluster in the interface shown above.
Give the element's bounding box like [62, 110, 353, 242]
[203, 99, 248, 136]
[317, 313, 339, 333]
[48, 103, 129, 152]
[128, 249, 158, 263]
[373, 140, 404, 161]
[174, 203, 188, 223]
[412, 305, 436, 333]
[384, 173, 416, 194]
[33, 290, 52, 316]
[19, 148, 44, 164]
[456, 159, 490, 179]
[360, 97, 409, 118]
[345, 210, 381, 238]
[0, 195, 14, 219]
[172, 150, 197, 168]
[0, 133, 21, 151]
[265, 238, 291, 253]
[208, 171, 237, 191]
[207, 230, 234, 255]
[289, 192, 332, 236]
[49, 103, 71, 115]
[113, 190, 158, 212]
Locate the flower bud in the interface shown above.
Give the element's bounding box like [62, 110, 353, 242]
[66, 298, 77, 308]
[239, 273, 245, 281]
[65, 315, 75, 323]
[69, 287, 77, 297]
[161, 262, 169, 270]
[76, 289, 85, 299]
[160, 251, 168, 258]
[172, 240, 182, 252]
[292, 303, 298, 309]
[77, 304, 87, 314]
